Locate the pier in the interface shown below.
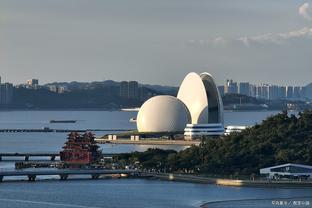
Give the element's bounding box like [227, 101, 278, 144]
[0, 128, 132, 133]
[0, 152, 116, 162]
[0, 169, 139, 182]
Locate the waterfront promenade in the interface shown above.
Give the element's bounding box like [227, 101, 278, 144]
[2, 169, 311, 188]
[148, 173, 312, 187]
[95, 138, 200, 146]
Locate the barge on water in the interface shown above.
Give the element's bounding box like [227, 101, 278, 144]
[50, 120, 77, 123]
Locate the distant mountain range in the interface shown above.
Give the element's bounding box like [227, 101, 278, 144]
[45, 80, 312, 100]
[0, 79, 310, 110]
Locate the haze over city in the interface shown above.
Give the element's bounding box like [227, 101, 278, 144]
[1, 1, 312, 207]
[1, 0, 312, 86]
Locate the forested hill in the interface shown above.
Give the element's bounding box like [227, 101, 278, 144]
[115, 110, 312, 176]
[195, 110, 312, 175]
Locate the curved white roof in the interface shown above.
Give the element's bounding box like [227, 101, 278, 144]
[137, 95, 191, 133]
[136, 72, 224, 134]
[200, 72, 224, 124]
[177, 72, 208, 124]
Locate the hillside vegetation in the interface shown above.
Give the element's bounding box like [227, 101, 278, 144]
[115, 110, 312, 176]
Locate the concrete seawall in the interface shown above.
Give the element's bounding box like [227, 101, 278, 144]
[151, 173, 312, 187]
[95, 139, 200, 146]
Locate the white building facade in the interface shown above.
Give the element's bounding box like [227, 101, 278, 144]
[136, 72, 224, 140]
[260, 163, 312, 180]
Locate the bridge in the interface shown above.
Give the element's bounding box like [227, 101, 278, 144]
[0, 169, 139, 182]
[0, 152, 116, 162]
[0, 128, 132, 133]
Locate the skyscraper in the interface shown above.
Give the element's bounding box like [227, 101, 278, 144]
[279, 86, 286, 100]
[224, 79, 238, 94]
[286, 86, 294, 99]
[294, 86, 301, 99]
[27, 79, 39, 86]
[239, 82, 250, 96]
[260, 84, 269, 100]
[269, 85, 279, 100]
[0, 77, 14, 106]
[249, 84, 257, 97]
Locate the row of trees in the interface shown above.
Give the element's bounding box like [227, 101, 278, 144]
[114, 110, 312, 176]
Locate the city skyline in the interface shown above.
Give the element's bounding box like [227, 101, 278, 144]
[1, 0, 312, 86]
[2, 76, 312, 88]
[0, 75, 310, 89]
[1, 74, 311, 103]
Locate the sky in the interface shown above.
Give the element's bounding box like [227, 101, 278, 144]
[1, 0, 312, 86]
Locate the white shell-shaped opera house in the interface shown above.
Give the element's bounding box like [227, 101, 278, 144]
[136, 72, 224, 139]
[137, 95, 191, 133]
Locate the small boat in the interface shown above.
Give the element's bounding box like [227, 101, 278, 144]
[129, 117, 137, 123]
[50, 120, 77, 123]
[121, 108, 140, 112]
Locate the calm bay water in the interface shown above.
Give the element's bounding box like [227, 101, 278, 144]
[0, 110, 283, 153]
[0, 110, 310, 208]
[0, 179, 311, 208]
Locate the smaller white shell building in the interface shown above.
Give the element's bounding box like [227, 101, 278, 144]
[136, 96, 191, 133]
[136, 72, 224, 139]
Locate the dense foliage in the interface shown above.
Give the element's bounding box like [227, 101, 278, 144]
[115, 110, 312, 176]
[114, 149, 178, 172]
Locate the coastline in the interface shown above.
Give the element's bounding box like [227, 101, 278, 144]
[0, 108, 123, 112]
[1, 173, 312, 188]
[95, 138, 200, 146]
[149, 173, 312, 188]
[0, 108, 283, 112]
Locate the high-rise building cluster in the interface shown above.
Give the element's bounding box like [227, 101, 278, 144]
[27, 79, 39, 86]
[16, 78, 69, 94]
[218, 79, 308, 101]
[16, 78, 40, 89]
[0, 77, 14, 105]
[27, 79, 39, 89]
[224, 79, 238, 94]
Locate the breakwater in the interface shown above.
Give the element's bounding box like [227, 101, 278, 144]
[95, 138, 200, 146]
[149, 173, 312, 187]
[0, 128, 132, 133]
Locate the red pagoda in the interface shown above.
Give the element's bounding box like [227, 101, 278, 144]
[60, 132, 101, 167]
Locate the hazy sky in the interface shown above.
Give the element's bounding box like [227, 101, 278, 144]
[1, 0, 312, 86]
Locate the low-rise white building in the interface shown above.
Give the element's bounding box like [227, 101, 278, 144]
[225, 126, 247, 135]
[260, 163, 312, 179]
